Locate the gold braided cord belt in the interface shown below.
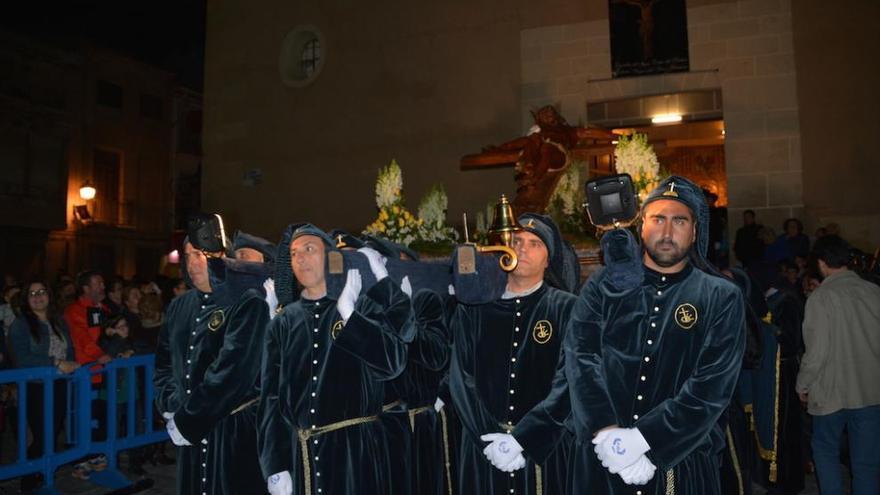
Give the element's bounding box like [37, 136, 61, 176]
[296, 413, 381, 495]
[439, 408, 453, 495]
[230, 398, 258, 415]
[408, 405, 433, 432]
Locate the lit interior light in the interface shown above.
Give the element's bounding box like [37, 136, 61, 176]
[651, 114, 682, 124]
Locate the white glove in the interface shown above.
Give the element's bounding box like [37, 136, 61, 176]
[165, 414, 192, 446]
[357, 247, 388, 281]
[336, 269, 362, 322]
[434, 397, 445, 412]
[447, 284, 455, 296]
[618, 454, 656, 485]
[401, 276, 412, 297]
[162, 411, 174, 420]
[264, 278, 278, 319]
[267, 470, 293, 495]
[593, 427, 650, 474]
[499, 453, 527, 472]
[481, 433, 525, 472]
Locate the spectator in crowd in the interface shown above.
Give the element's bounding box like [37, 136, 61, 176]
[104, 277, 125, 314]
[64, 271, 112, 371]
[135, 292, 163, 354]
[55, 279, 77, 311]
[761, 227, 792, 265]
[120, 285, 143, 349]
[734, 209, 764, 268]
[797, 235, 880, 495]
[1, 285, 21, 333]
[781, 218, 810, 260]
[95, 314, 146, 476]
[98, 314, 135, 360]
[64, 270, 111, 478]
[801, 271, 822, 300]
[8, 281, 79, 491]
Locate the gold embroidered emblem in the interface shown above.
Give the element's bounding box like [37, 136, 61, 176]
[331, 320, 344, 340]
[674, 303, 698, 329]
[207, 310, 225, 331]
[532, 320, 552, 344]
[662, 182, 679, 198]
[526, 219, 536, 228]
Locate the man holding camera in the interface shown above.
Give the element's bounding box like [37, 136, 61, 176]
[154, 216, 271, 495]
[565, 176, 746, 494]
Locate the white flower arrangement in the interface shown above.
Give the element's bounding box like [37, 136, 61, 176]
[549, 163, 581, 217]
[375, 159, 403, 209]
[364, 159, 457, 247]
[613, 132, 661, 195]
[547, 162, 586, 234]
[417, 184, 458, 243]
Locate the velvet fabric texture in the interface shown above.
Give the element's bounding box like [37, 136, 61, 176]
[381, 289, 450, 495]
[258, 277, 410, 494]
[153, 257, 270, 494]
[600, 228, 644, 291]
[449, 284, 576, 494]
[564, 264, 746, 494]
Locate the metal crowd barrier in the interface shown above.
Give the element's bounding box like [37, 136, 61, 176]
[0, 354, 168, 494]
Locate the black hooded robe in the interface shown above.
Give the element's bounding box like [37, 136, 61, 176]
[154, 269, 270, 495]
[449, 283, 576, 495]
[383, 289, 451, 495]
[564, 264, 746, 494]
[258, 277, 410, 495]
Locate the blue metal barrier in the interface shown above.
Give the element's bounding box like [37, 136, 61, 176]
[0, 354, 169, 494]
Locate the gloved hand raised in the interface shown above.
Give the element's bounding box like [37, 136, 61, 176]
[357, 247, 388, 281]
[481, 433, 526, 472]
[267, 470, 293, 495]
[336, 269, 362, 323]
[592, 427, 650, 474]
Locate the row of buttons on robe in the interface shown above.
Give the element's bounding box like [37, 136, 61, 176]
[194, 293, 212, 495]
[505, 298, 525, 494]
[310, 301, 323, 493]
[633, 275, 665, 425]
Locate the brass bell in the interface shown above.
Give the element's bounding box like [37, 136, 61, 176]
[487, 194, 522, 247]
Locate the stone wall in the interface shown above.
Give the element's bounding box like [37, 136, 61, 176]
[520, 0, 806, 258]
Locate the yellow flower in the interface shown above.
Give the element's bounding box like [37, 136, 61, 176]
[379, 210, 388, 221]
[378, 224, 386, 233]
[392, 205, 400, 215]
[398, 218, 405, 227]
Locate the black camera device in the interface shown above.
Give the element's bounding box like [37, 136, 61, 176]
[187, 213, 228, 254]
[583, 174, 639, 229]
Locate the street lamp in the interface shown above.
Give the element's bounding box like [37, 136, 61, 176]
[79, 181, 97, 200]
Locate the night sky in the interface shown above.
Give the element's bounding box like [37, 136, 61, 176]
[1, 0, 206, 90]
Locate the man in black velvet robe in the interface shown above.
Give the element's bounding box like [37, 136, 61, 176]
[258, 224, 410, 495]
[565, 176, 746, 494]
[154, 238, 271, 495]
[361, 237, 451, 495]
[449, 213, 579, 495]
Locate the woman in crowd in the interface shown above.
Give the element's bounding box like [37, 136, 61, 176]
[8, 281, 79, 490]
